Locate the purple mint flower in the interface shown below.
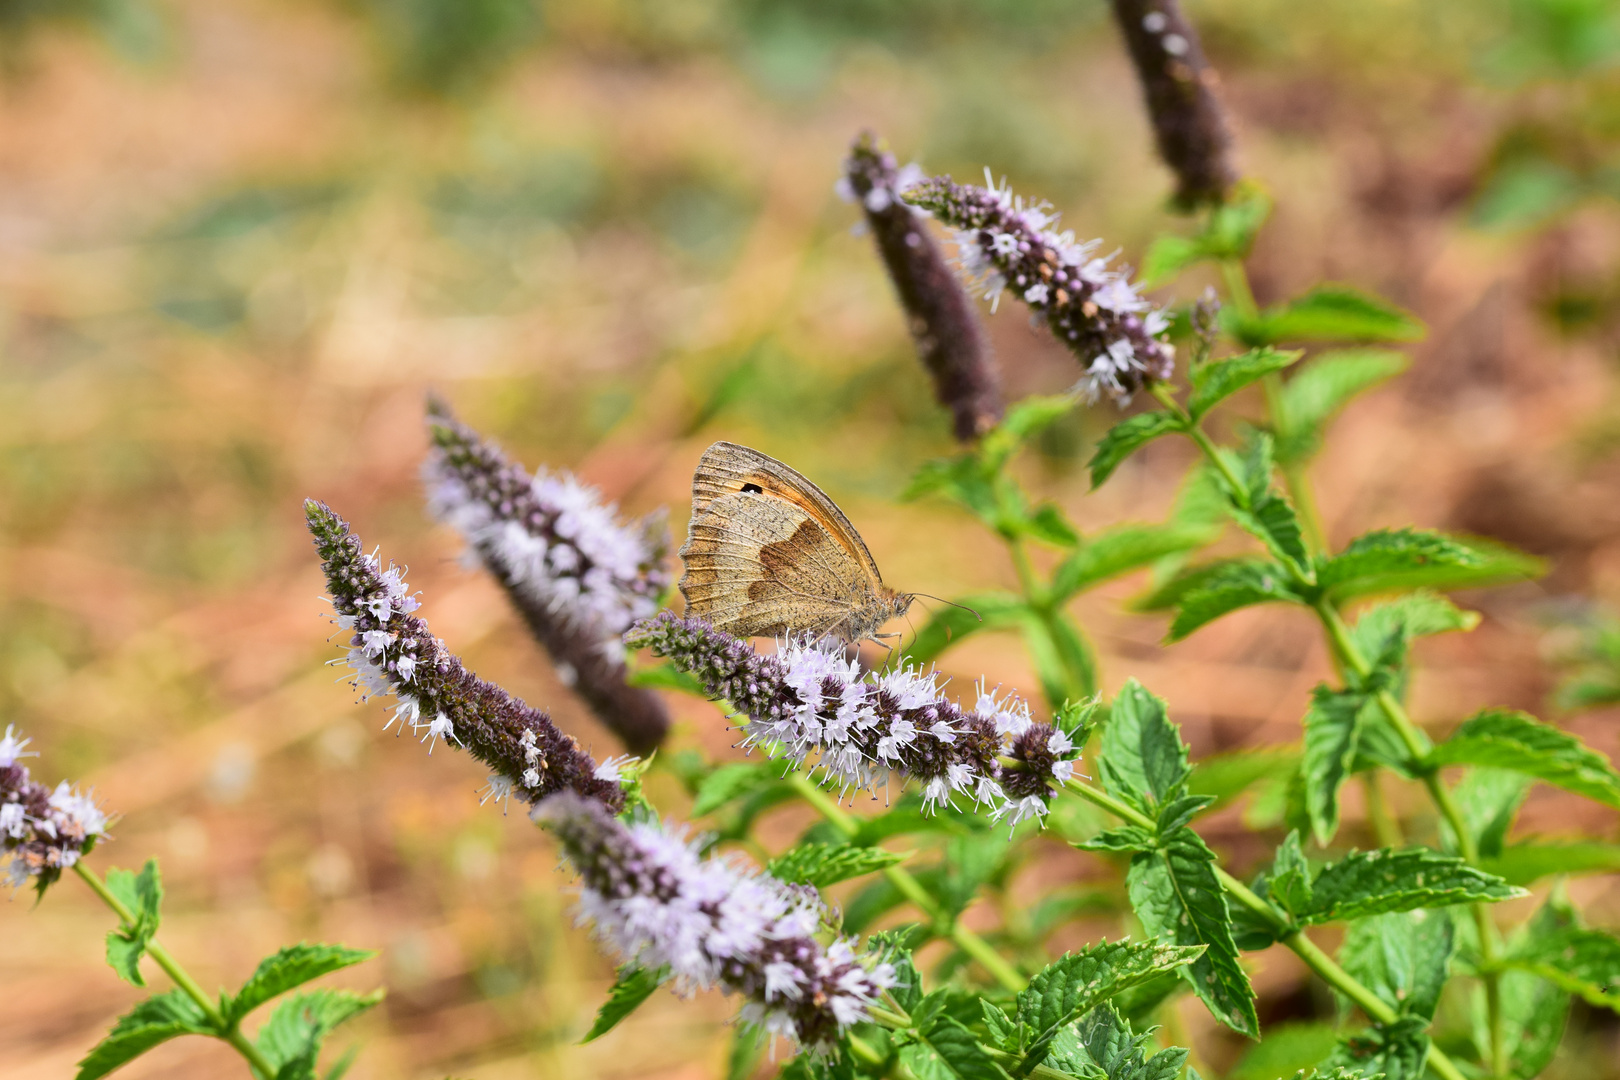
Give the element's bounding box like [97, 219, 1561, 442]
[536, 791, 897, 1048]
[1, 725, 109, 893]
[424, 402, 672, 754]
[625, 613, 1080, 825]
[902, 174, 1174, 407]
[839, 133, 1003, 442]
[305, 500, 624, 814]
[1111, 0, 1237, 207]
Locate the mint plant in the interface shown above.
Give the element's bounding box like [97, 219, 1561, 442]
[14, 3, 1620, 1079]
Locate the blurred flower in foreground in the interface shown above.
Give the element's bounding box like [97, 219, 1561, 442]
[904, 174, 1173, 406]
[839, 132, 1002, 441]
[538, 791, 896, 1047]
[627, 613, 1079, 827]
[1, 725, 108, 893]
[1110, 0, 1237, 207]
[424, 402, 671, 754]
[306, 500, 625, 814]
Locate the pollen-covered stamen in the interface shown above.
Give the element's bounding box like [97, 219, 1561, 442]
[306, 500, 625, 814]
[628, 612, 1078, 823]
[425, 402, 671, 755]
[1, 726, 110, 893]
[537, 792, 896, 1049]
[902, 175, 1173, 407]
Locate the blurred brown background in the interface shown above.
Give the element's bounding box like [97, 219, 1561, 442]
[5, 0, 1620, 1076]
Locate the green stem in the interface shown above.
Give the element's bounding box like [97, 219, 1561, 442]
[1362, 772, 1404, 849]
[1007, 535, 1092, 700]
[1219, 258, 1259, 319]
[75, 862, 278, 1078]
[786, 774, 1027, 993]
[1149, 384, 1250, 508]
[1314, 600, 1508, 1075]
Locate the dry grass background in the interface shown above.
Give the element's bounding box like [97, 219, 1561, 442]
[4, 0, 1620, 1076]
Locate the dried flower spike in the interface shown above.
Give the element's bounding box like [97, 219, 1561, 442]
[626, 612, 1079, 827]
[424, 401, 671, 754]
[1, 725, 109, 893]
[537, 791, 896, 1048]
[903, 174, 1173, 406]
[839, 133, 1002, 441]
[305, 499, 624, 814]
[1111, 0, 1237, 207]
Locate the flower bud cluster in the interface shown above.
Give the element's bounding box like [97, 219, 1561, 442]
[424, 404, 671, 754]
[627, 613, 1079, 826]
[903, 174, 1173, 406]
[306, 500, 624, 814]
[1, 726, 108, 891]
[838, 133, 1002, 442]
[537, 791, 896, 1048]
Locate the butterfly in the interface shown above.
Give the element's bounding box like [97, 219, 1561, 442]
[678, 441, 914, 644]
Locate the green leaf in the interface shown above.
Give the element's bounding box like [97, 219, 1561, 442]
[901, 1015, 1012, 1080]
[1428, 708, 1620, 809]
[984, 394, 1081, 470]
[1318, 1016, 1430, 1080]
[1300, 847, 1524, 924]
[1301, 684, 1375, 845]
[725, 1023, 767, 1080]
[1049, 1002, 1190, 1080]
[1339, 911, 1454, 1021]
[902, 591, 1028, 666]
[1155, 560, 1307, 641]
[1127, 826, 1259, 1037]
[1483, 840, 1620, 886]
[1189, 747, 1301, 812]
[255, 988, 384, 1079]
[1230, 285, 1424, 348]
[1051, 524, 1215, 601]
[625, 660, 705, 695]
[104, 859, 163, 988]
[1230, 493, 1311, 580]
[1317, 530, 1543, 600]
[582, 965, 666, 1043]
[1140, 234, 1205, 290]
[1450, 767, 1530, 859]
[1508, 927, 1620, 1013]
[224, 943, 376, 1027]
[75, 990, 217, 1080]
[1349, 591, 1478, 666]
[1079, 825, 1158, 855]
[1088, 411, 1184, 490]
[1227, 1022, 1339, 1080]
[1497, 898, 1575, 1078]
[1100, 680, 1190, 812]
[1022, 502, 1081, 548]
[692, 762, 781, 817]
[1275, 349, 1409, 465]
[1267, 831, 1314, 917]
[1014, 940, 1205, 1071]
[767, 843, 906, 887]
[1187, 347, 1303, 420]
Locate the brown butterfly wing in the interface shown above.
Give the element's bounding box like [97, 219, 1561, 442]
[689, 442, 887, 587]
[679, 490, 882, 640]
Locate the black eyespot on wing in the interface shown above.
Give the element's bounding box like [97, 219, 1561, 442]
[741, 483, 763, 494]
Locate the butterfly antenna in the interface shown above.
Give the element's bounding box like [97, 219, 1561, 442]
[912, 593, 982, 623]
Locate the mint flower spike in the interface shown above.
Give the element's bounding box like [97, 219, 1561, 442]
[1111, 0, 1236, 207]
[423, 401, 671, 754]
[305, 500, 625, 815]
[839, 132, 1003, 442]
[625, 613, 1080, 827]
[1, 725, 110, 893]
[903, 174, 1174, 407]
[536, 791, 897, 1049]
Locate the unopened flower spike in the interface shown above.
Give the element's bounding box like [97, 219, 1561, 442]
[1, 725, 110, 895]
[423, 400, 672, 755]
[840, 132, 1003, 441]
[537, 791, 897, 1048]
[1110, 0, 1237, 207]
[306, 499, 625, 814]
[626, 613, 1081, 825]
[902, 174, 1174, 407]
